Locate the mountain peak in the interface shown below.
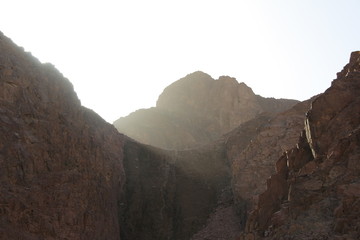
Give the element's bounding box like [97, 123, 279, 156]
[186, 70, 213, 79]
[350, 50, 360, 64]
[337, 50, 360, 79]
[116, 72, 298, 149]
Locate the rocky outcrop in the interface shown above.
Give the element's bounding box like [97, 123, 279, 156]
[227, 100, 312, 222]
[0, 32, 125, 239]
[241, 51, 360, 239]
[114, 72, 298, 150]
[188, 99, 311, 240]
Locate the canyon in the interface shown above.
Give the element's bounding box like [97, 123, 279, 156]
[0, 30, 359, 239]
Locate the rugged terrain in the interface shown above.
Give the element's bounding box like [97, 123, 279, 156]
[241, 51, 360, 240]
[114, 72, 298, 150]
[0, 32, 125, 239]
[1, 30, 359, 240]
[0, 31, 230, 240]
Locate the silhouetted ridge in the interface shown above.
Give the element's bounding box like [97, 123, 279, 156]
[114, 71, 298, 149]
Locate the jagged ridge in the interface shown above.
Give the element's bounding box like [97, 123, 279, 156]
[241, 51, 360, 239]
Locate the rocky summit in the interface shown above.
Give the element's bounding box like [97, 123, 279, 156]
[113, 71, 298, 150]
[0, 30, 359, 240]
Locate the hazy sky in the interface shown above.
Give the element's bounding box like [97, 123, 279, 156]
[1, 0, 359, 122]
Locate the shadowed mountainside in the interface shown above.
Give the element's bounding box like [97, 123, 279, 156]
[113, 72, 298, 150]
[119, 138, 230, 240]
[1, 30, 359, 240]
[0, 31, 125, 239]
[0, 30, 232, 240]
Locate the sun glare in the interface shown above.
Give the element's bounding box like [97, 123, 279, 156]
[0, 0, 359, 122]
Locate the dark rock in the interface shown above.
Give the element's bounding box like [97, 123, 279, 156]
[0, 31, 125, 239]
[0, 31, 231, 240]
[242, 51, 360, 239]
[3, 29, 358, 240]
[119, 139, 231, 240]
[227, 100, 311, 219]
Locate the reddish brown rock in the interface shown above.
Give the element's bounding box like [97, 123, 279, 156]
[0, 31, 231, 240]
[242, 51, 360, 239]
[226, 99, 311, 222]
[189, 99, 311, 240]
[0, 32, 125, 239]
[3, 29, 359, 240]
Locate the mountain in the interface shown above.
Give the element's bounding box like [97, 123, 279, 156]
[241, 51, 360, 239]
[0, 32, 125, 239]
[1, 30, 358, 240]
[113, 72, 298, 150]
[0, 31, 230, 240]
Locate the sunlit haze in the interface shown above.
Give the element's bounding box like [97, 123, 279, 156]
[1, 0, 359, 122]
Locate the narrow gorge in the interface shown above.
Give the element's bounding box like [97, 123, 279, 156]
[0, 31, 359, 239]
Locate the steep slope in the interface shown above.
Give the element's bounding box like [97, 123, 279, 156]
[0, 32, 125, 239]
[116, 96, 311, 240]
[228, 100, 312, 220]
[114, 71, 298, 150]
[241, 51, 360, 239]
[189, 99, 311, 240]
[119, 138, 230, 240]
[0, 32, 233, 240]
[4, 29, 357, 240]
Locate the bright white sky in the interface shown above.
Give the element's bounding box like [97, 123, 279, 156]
[1, 0, 359, 122]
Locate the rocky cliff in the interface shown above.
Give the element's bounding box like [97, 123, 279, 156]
[241, 51, 360, 239]
[226, 99, 312, 225]
[114, 72, 298, 150]
[0, 32, 125, 239]
[2, 30, 358, 240]
[0, 31, 234, 240]
[119, 138, 230, 240]
[188, 99, 311, 240]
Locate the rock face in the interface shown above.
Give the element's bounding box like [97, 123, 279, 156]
[241, 51, 360, 239]
[2, 30, 358, 240]
[227, 100, 312, 222]
[114, 71, 298, 150]
[0, 32, 232, 240]
[119, 138, 231, 240]
[185, 99, 311, 240]
[0, 32, 125, 239]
